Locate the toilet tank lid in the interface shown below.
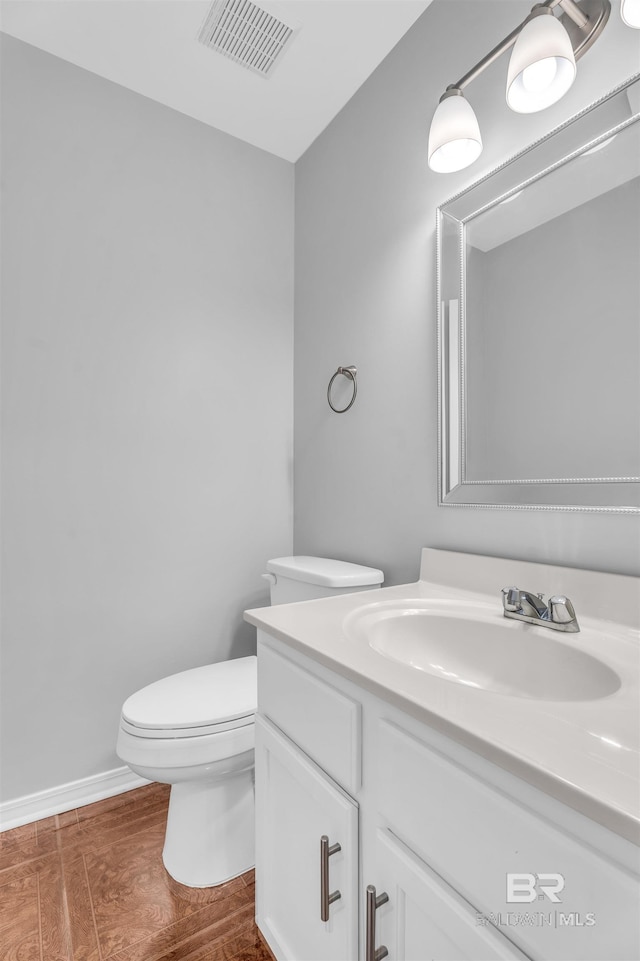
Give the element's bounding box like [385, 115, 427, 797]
[266, 556, 384, 588]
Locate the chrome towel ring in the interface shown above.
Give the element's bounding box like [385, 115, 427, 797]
[327, 366, 357, 413]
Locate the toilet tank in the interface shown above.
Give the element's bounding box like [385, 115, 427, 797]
[264, 556, 384, 605]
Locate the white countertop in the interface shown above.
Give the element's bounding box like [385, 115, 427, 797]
[245, 549, 640, 845]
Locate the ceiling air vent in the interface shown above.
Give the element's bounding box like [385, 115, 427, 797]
[197, 0, 296, 78]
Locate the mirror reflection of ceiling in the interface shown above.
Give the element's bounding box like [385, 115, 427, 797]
[467, 90, 640, 253]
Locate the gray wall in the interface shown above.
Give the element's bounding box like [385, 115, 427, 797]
[466, 177, 640, 480]
[294, 0, 640, 586]
[1, 36, 294, 801]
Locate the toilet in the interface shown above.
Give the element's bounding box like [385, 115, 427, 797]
[116, 556, 383, 887]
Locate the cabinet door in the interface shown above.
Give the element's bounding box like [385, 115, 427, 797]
[255, 715, 359, 961]
[372, 830, 530, 961]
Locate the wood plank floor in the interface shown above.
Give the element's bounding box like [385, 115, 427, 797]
[0, 782, 273, 961]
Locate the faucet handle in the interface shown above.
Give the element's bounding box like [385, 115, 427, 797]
[502, 586, 520, 612]
[548, 595, 577, 624]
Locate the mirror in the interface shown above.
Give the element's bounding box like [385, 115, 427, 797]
[437, 73, 640, 513]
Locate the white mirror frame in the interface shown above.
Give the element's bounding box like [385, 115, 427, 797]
[437, 73, 640, 514]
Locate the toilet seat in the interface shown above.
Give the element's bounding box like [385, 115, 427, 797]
[117, 720, 255, 772]
[120, 714, 254, 739]
[121, 656, 256, 740]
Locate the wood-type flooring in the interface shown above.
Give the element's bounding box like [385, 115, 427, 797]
[0, 782, 273, 961]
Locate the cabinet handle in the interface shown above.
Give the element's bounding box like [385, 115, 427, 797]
[320, 835, 342, 921]
[365, 885, 389, 961]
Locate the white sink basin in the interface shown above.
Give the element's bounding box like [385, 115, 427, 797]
[343, 599, 621, 701]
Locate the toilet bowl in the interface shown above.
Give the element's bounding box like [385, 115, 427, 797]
[117, 657, 257, 887]
[117, 556, 383, 888]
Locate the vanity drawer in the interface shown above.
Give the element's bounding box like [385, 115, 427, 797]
[375, 718, 640, 961]
[258, 639, 361, 794]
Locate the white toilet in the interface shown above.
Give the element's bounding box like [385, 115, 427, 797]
[116, 556, 383, 887]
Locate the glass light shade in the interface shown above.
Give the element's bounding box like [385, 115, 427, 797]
[428, 93, 482, 172]
[621, 0, 640, 27]
[582, 133, 617, 155]
[506, 13, 576, 113]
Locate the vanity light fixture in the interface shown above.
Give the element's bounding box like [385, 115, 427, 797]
[581, 132, 618, 152]
[428, 0, 616, 172]
[498, 188, 525, 203]
[621, 0, 640, 26]
[427, 88, 483, 172]
[506, 7, 577, 112]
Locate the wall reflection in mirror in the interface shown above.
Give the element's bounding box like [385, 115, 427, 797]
[437, 74, 640, 512]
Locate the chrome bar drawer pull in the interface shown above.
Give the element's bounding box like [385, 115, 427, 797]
[320, 835, 342, 921]
[366, 885, 389, 961]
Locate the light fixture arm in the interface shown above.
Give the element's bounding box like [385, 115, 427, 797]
[557, 0, 589, 28]
[428, 0, 613, 172]
[445, 0, 609, 94]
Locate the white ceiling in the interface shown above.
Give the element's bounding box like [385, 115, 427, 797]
[0, 0, 431, 161]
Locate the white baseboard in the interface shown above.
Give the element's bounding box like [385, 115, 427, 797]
[0, 766, 152, 832]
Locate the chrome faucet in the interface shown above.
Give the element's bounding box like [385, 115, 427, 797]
[501, 587, 580, 633]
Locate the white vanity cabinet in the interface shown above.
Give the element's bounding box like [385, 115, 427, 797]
[255, 633, 640, 961]
[255, 715, 359, 961]
[370, 828, 529, 961]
